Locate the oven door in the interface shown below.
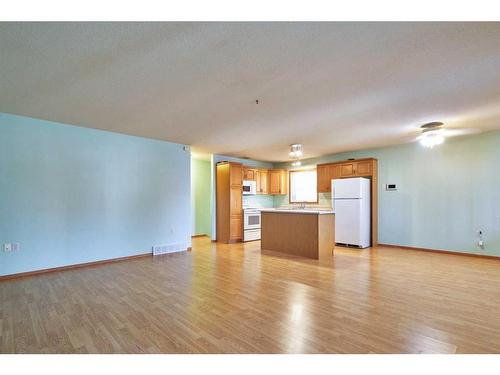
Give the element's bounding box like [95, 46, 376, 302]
[244, 211, 261, 230]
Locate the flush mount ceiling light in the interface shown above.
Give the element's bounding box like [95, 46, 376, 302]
[289, 144, 303, 167]
[418, 122, 445, 148]
[289, 144, 303, 158]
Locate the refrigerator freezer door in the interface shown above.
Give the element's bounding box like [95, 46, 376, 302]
[334, 199, 361, 246]
[333, 178, 364, 199]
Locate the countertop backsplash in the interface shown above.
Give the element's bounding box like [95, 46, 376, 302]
[273, 192, 332, 209]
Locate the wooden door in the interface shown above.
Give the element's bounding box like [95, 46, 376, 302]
[317, 164, 330, 193]
[258, 170, 268, 194]
[230, 215, 242, 240]
[355, 160, 372, 176]
[329, 164, 341, 180]
[269, 170, 281, 194]
[243, 168, 256, 181]
[230, 187, 242, 215]
[340, 162, 356, 177]
[230, 164, 243, 185]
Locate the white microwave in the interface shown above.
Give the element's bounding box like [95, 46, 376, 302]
[242, 180, 257, 195]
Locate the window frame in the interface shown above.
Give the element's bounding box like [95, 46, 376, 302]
[288, 169, 318, 204]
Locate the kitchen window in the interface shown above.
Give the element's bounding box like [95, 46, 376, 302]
[289, 169, 317, 203]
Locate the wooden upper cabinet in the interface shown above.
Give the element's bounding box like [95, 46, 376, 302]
[317, 164, 343, 192]
[317, 164, 330, 193]
[256, 169, 268, 194]
[230, 164, 243, 186]
[316, 158, 376, 193]
[340, 162, 356, 177]
[243, 167, 256, 181]
[242, 165, 287, 195]
[329, 164, 341, 179]
[269, 169, 287, 195]
[355, 160, 372, 176]
[269, 170, 280, 194]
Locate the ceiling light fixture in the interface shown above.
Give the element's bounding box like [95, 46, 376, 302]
[289, 144, 303, 158]
[418, 122, 445, 148]
[289, 144, 303, 167]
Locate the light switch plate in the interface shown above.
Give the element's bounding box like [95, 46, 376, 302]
[11, 242, 20, 251]
[3, 243, 12, 252]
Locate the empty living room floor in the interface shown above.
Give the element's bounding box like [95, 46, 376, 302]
[1, 237, 500, 353]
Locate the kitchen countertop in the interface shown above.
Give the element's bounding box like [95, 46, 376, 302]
[260, 208, 334, 215]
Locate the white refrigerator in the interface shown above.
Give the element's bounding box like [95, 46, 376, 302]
[332, 177, 371, 248]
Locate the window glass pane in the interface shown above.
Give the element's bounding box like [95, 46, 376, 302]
[290, 170, 317, 203]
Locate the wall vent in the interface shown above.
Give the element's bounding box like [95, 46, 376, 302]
[152, 242, 188, 256]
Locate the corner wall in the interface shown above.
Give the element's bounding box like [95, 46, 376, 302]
[0, 113, 191, 276]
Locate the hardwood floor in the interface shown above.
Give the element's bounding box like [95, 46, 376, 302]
[1, 236, 500, 353]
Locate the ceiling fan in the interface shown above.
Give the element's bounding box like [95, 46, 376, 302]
[417, 122, 480, 148]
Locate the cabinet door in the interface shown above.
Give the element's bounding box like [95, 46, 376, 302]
[258, 170, 268, 194]
[355, 160, 372, 176]
[340, 163, 356, 177]
[230, 215, 242, 240]
[329, 164, 341, 180]
[269, 170, 281, 194]
[244, 168, 256, 181]
[317, 164, 330, 193]
[230, 186, 242, 215]
[231, 164, 243, 185]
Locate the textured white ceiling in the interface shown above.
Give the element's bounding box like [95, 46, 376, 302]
[1, 22, 500, 161]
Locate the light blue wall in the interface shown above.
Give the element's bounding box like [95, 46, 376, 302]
[275, 131, 500, 256]
[0, 113, 191, 276]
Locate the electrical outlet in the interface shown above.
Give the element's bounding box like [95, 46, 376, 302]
[477, 230, 485, 250]
[3, 243, 12, 252]
[11, 242, 20, 251]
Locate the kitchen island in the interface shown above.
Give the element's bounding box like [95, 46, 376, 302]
[260, 208, 335, 259]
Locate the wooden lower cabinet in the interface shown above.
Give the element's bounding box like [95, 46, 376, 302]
[261, 211, 334, 259]
[230, 215, 242, 240]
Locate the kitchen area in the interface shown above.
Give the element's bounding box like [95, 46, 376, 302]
[215, 156, 378, 260]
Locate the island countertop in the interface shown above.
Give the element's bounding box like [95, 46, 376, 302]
[259, 208, 334, 215]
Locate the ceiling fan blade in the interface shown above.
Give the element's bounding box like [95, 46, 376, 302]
[442, 128, 482, 137]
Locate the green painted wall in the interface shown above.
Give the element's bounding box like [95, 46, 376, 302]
[191, 158, 212, 236]
[275, 131, 500, 256]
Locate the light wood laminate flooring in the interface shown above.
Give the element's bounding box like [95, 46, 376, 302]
[1, 237, 500, 353]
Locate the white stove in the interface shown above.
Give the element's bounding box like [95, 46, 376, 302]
[243, 207, 261, 242]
